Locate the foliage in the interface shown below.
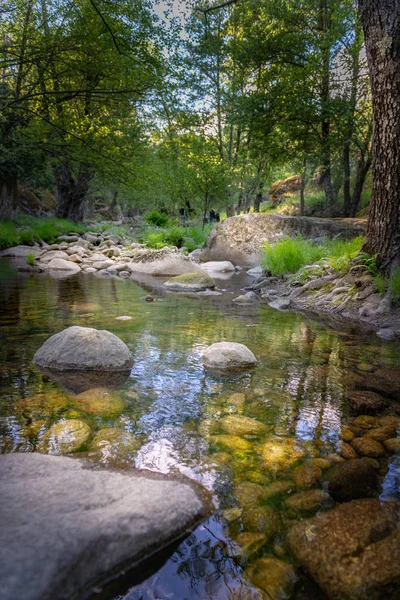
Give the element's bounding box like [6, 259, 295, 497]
[0, 216, 89, 249]
[261, 235, 364, 277]
[26, 253, 35, 266]
[261, 236, 323, 276]
[145, 210, 170, 228]
[140, 223, 214, 250]
[390, 267, 400, 306]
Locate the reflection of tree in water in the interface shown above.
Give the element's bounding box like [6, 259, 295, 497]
[57, 277, 87, 309]
[127, 519, 262, 599]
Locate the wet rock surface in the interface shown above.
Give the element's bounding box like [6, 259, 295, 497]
[327, 458, 379, 502]
[203, 342, 257, 371]
[0, 453, 210, 600]
[164, 271, 215, 291]
[33, 326, 134, 372]
[287, 498, 400, 600]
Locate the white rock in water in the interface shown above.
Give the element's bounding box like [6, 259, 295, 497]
[200, 261, 235, 273]
[46, 258, 81, 272]
[203, 342, 257, 371]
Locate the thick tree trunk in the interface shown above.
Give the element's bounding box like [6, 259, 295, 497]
[359, 0, 400, 269]
[55, 162, 90, 222]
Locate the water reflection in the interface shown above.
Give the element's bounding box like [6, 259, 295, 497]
[0, 267, 399, 599]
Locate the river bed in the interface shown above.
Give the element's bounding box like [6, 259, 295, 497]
[0, 262, 399, 599]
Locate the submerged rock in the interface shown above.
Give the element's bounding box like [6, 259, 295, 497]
[164, 272, 215, 291]
[219, 414, 268, 437]
[75, 388, 125, 417]
[33, 326, 134, 373]
[262, 437, 305, 473]
[326, 458, 379, 502]
[283, 489, 333, 517]
[211, 434, 253, 453]
[37, 419, 91, 454]
[0, 453, 210, 600]
[287, 498, 400, 600]
[234, 532, 267, 560]
[347, 391, 388, 415]
[240, 505, 280, 540]
[352, 437, 385, 457]
[293, 463, 322, 489]
[246, 557, 297, 600]
[203, 342, 257, 371]
[88, 427, 142, 464]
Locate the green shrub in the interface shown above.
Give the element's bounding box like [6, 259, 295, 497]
[26, 253, 35, 266]
[145, 209, 169, 227]
[0, 222, 19, 249]
[323, 237, 364, 272]
[164, 226, 184, 248]
[390, 266, 400, 305]
[141, 229, 165, 248]
[261, 236, 323, 276]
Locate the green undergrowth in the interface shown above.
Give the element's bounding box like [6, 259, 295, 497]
[261, 235, 364, 277]
[0, 215, 92, 250]
[140, 224, 213, 250]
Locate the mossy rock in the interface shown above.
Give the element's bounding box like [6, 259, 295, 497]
[246, 557, 297, 600]
[17, 392, 70, 421]
[262, 437, 305, 473]
[210, 434, 253, 453]
[164, 272, 215, 291]
[88, 427, 141, 463]
[38, 419, 91, 454]
[75, 388, 125, 417]
[219, 414, 268, 437]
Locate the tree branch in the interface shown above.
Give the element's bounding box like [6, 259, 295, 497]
[195, 0, 238, 14]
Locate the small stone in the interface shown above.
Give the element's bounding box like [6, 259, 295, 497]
[241, 505, 280, 540]
[219, 414, 268, 437]
[327, 458, 379, 502]
[339, 427, 355, 442]
[262, 438, 305, 473]
[246, 557, 297, 600]
[353, 415, 378, 429]
[222, 508, 242, 522]
[88, 428, 141, 463]
[211, 435, 253, 453]
[293, 464, 322, 489]
[384, 438, 400, 453]
[347, 391, 387, 415]
[352, 437, 385, 457]
[377, 328, 396, 340]
[339, 442, 357, 459]
[312, 458, 332, 470]
[365, 426, 397, 442]
[234, 532, 267, 561]
[379, 416, 400, 429]
[115, 316, 132, 321]
[38, 419, 91, 454]
[283, 489, 333, 517]
[234, 482, 272, 508]
[75, 388, 125, 417]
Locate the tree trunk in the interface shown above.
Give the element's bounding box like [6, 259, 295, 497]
[300, 154, 307, 216]
[55, 162, 90, 222]
[349, 154, 372, 218]
[359, 0, 400, 269]
[0, 176, 18, 220]
[342, 142, 351, 217]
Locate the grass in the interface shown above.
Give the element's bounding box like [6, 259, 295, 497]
[140, 223, 214, 250]
[26, 253, 35, 266]
[0, 215, 91, 250]
[261, 235, 365, 277]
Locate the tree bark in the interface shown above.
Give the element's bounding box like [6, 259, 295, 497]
[349, 154, 372, 218]
[55, 162, 90, 222]
[359, 0, 400, 269]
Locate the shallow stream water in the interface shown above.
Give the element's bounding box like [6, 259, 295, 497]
[0, 261, 399, 599]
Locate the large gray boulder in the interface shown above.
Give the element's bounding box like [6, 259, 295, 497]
[33, 326, 133, 372]
[287, 498, 400, 600]
[45, 258, 81, 273]
[128, 248, 202, 277]
[0, 453, 210, 600]
[203, 342, 257, 371]
[200, 214, 365, 267]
